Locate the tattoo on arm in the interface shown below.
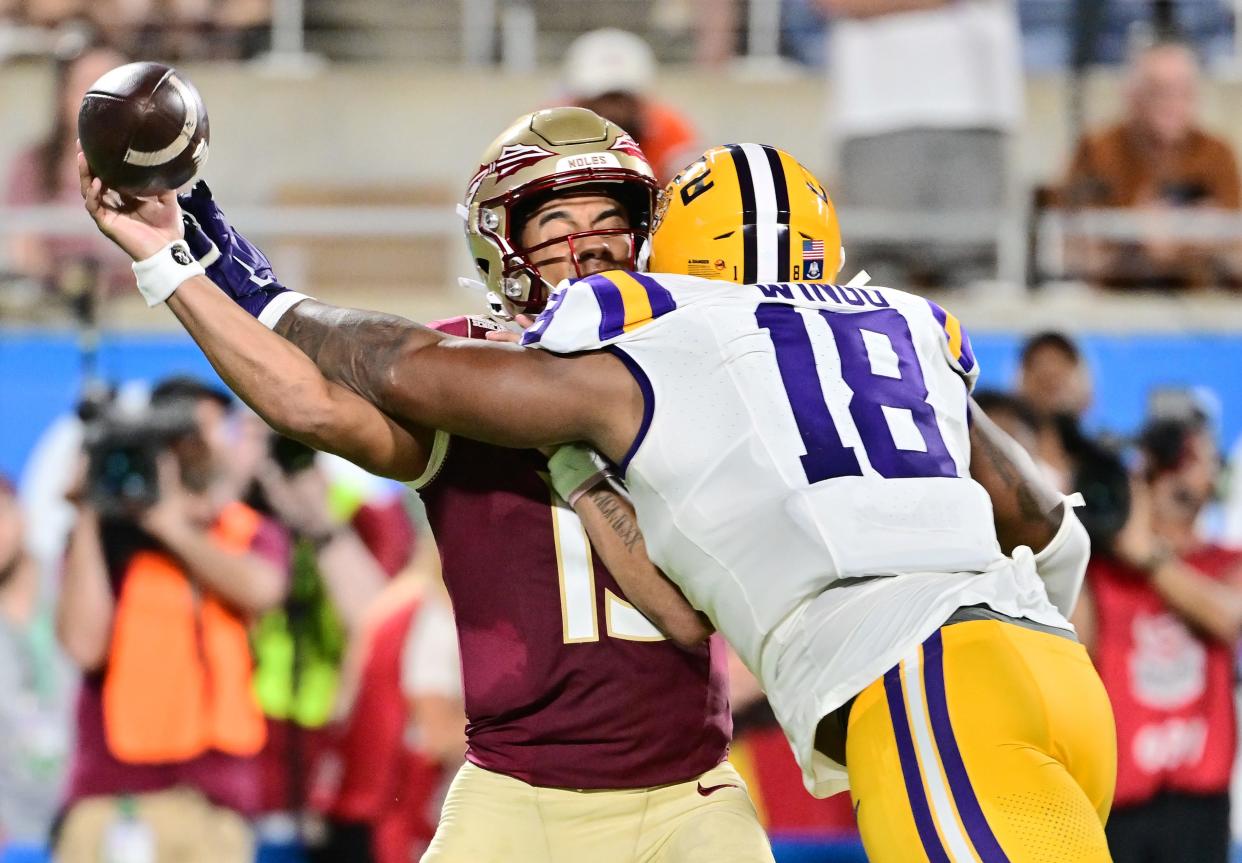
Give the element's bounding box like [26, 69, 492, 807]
[275, 301, 419, 403]
[975, 427, 1049, 526]
[585, 487, 643, 554]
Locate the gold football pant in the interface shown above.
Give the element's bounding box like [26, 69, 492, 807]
[846, 620, 1116, 863]
[421, 760, 774, 863]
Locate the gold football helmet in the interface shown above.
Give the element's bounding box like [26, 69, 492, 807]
[650, 144, 843, 284]
[463, 107, 658, 314]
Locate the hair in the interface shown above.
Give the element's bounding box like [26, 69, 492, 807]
[1129, 32, 1200, 71]
[151, 375, 233, 409]
[1019, 331, 1081, 368]
[972, 389, 1043, 438]
[1138, 416, 1206, 480]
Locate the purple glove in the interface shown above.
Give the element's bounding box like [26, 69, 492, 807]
[178, 181, 302, 323]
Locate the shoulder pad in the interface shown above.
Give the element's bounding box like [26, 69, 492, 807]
[521, 271, 686, 353]
[925, 300, 979, 391]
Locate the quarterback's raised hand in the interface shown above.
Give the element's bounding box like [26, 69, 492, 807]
[78, 149, 183, 262]
[178, 181, 300, 322]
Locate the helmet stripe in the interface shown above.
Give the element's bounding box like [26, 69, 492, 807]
[762, 145, 792, 281]
[737, 143, 782, 283]
[725, 144, 758, 284]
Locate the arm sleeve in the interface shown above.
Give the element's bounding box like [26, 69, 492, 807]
[400, 597, 462, 699]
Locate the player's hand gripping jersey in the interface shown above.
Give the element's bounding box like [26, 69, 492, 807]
[524, 271, 1069, 795]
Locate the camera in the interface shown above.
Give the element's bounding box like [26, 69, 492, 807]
[84, 401, 198, 516]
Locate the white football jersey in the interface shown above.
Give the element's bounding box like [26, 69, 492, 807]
[524, 271, 1068, 793]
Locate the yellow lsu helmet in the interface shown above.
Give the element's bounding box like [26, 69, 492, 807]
[650, 144, 843, 285]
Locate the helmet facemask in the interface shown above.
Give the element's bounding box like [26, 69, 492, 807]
[488, 179, 652, 315]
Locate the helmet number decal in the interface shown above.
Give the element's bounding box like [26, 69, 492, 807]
[680, 169, 715, 206]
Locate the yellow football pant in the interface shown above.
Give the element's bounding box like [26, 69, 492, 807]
[846, 620, 1116, 863]
[422, 760, 774, 863]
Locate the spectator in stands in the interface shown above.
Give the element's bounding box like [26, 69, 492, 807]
[561, 28, 700, 184]
[4, 39, 132, 302]
[817, 0, 1023, 289]
[1016, 332, 1131, 555]
[1077, 413, 1242, 863]
[54, 378, 290, 863]
[310, 560, 464, 863]
[1059, 37, 1242, 290]
[1018, 0, 1235, 71]
[0, 474, 70, 849]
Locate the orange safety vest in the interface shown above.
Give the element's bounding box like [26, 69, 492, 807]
[103, 501, 269, 763]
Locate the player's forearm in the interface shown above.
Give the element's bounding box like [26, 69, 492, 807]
[274, 300, 430, 405]
[165, 279, 409, 474]
[168, 278, 339, 435]
[576, 485, 713, 648]
[968, 401, 1062, 554]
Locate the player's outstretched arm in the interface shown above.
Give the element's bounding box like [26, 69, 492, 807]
[273, 299, 641, 461]
[79, 155, 428, 479]
[80, 155, 639, 468]
[174, 179, 639, 459]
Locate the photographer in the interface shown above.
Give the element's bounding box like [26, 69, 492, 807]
[1079, 413, 1242, 863]
[54, 378, 289, 863]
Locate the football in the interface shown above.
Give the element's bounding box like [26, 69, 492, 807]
[77, 61, 210, 197]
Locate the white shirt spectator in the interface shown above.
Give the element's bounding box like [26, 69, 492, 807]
[830, 0, 1024, 139]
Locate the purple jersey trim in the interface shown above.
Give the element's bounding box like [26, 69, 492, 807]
[605, 346, 654, 476]
[923, 630, 1012, 863]
[629, 271, 678, 319]
[585, 273, 628, 341]
[925, 299, 977, 375]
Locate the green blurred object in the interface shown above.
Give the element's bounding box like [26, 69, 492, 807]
[252, 540, 347, 728]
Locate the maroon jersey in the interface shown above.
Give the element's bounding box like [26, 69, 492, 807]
[417, 315, 730, 789]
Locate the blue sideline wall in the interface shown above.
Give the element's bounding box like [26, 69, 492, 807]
[2, 328, 1242, 483]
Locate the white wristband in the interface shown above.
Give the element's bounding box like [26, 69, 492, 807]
[257, 291, 312, 330]
[131, 240, 204, 307]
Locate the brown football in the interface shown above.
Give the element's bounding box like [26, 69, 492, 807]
[78, 61, 210, 197]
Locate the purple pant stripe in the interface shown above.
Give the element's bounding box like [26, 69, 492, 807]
[883, 666, 953, 863]
[922, 630, 1011, 863]
[584, 273, 626, 340]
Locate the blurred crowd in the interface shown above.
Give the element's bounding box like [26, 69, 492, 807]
[991, 334, 1242, 863]
[4, 3, 1242, 308]
[2, 375, 463, 862]
[0, 0, 272, 61]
